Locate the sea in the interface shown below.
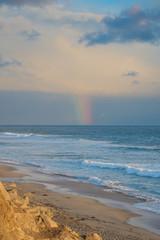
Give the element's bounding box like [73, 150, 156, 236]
[0, 125, 160, 215]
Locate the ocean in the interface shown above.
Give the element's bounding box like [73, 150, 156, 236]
[0, 125, 160, 214]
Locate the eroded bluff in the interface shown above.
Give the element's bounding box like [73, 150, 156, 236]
[0, 181, 102, 240]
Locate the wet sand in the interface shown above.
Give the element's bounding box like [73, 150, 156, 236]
[0, 163, 160, 240]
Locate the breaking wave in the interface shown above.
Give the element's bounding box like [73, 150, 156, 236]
[83, 160, 160, 178]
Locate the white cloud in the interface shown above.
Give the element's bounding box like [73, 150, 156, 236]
[20, 4, 105, 25]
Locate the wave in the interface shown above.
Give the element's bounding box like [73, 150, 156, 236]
[83, 160, 160, 178]
[0, 158, 42, 168]
[87, 176, 106, 187]
[36, 167, 72, 178]
[134, 201, 160, 215]
[0, 132, 60, 141]
[1, 132, 159, 152]
[1, 132, 36, 138]
[0, 158, 22, 165]
[0, 131, 58, 138]
[121, 144, 158, 151]
[79, 138, 158, 152]
[104, 180, 136, 192]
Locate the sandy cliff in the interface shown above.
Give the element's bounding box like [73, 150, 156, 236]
[0, 181, 102, 240]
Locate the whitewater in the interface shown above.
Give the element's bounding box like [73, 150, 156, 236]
[0, 125, 160, 214]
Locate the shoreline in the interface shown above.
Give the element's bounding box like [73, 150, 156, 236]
[0, 162, 160, 239]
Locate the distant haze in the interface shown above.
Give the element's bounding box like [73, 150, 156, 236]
[0, 91, 160, 125]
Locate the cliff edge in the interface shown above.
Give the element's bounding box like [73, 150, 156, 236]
[0, 181, 102, 240]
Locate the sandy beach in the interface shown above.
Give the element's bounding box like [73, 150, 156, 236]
[0, 163, 160, 240]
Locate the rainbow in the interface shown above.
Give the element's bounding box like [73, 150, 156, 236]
[73, 95, 92, 125]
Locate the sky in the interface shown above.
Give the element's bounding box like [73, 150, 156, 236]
[0, 0, 160, 125]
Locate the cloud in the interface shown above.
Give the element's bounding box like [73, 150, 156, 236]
[0, 0, 53, 6]
[152, 81, 158, 85]
[45, 11, 104, 25]
[20, 29, 42, 41]
[0, 16, 33, 35]
[132, 80, 140, 85]
[123, 71, 139, 77]
[0, 16, 41, 41]
[0, 55, 21, 67]
[80, 5, 160, 46]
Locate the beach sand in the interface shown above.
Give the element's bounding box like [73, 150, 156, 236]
[0, 163, 160, 240]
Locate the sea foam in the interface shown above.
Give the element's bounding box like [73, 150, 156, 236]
[134, 201, 160, 215]
[83, 160, 160, 178]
